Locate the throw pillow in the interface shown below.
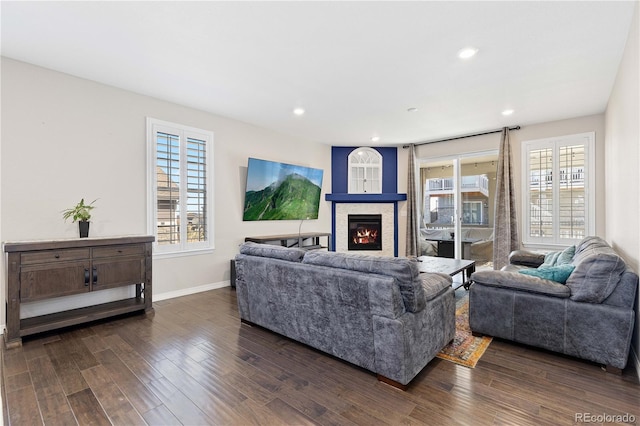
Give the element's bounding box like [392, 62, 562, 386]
[557, 245, 576, 265]
[542, 251, 561, 267]
[542, 245, 576, 267]
[519, 264, 576, 284]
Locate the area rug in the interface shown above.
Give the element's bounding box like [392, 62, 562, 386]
[436, 299, 492, 368]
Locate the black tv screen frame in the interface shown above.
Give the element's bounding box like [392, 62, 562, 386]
[242, 157, 323, 221]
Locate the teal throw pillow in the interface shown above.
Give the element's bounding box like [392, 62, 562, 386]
[543, 251, 561, 267]
[557, 245, 576, 265]
[519, 264, 576, 284]
[542, 245, 576, 267]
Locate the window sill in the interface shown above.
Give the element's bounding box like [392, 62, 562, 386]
[153, 247, 214, 260]
[521, 242, 571, 252]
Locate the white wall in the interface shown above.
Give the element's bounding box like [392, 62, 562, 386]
[0, 58, 332, 323]
[605, 2, 639, 376]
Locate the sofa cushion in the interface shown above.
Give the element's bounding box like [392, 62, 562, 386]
[566, 238, 626, 303]
[519, 264, 575, 284]
[239, 241, 305, 262]
[303, 250, 426, 312]
[420, 273, 452, 301]
[471, 270, 571, 298]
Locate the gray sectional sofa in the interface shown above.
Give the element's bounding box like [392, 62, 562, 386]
[469, 236, 638, 371]
[234, 242, 456, 388]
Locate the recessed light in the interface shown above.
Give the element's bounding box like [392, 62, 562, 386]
[293, 107, 305, 116]
[458, 47, 478, 59]
[370, 136, 380, 142]
[502, 109, 514, 116]
[407, 107, 418, 113]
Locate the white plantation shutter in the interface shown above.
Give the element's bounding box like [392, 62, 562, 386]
[148, 118, 213, 254]
[522, 132, 594, 247]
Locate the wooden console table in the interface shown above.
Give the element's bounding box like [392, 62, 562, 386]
[3, 235, 154, 347]
[244, 232, 331, 251]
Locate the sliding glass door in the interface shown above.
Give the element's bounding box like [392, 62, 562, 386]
[419, 151, 497, 264]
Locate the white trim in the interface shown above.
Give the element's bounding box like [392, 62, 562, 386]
[521, 132, 595, 246]
[152, 247, 215, 260]
[146, 117, 215, 255]
[347, 147, 382, 194]
[154, 280, 229, 302]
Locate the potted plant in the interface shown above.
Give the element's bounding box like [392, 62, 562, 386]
[62, 198, 97, 238]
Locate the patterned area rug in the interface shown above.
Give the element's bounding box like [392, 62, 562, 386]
[436, 298, 492, 368]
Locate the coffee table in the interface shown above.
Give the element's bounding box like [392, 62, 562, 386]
[416, 256, 476, 290]
[426, 237, 481, 259]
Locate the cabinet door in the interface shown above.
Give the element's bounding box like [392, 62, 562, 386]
[20, 260, 91, 302]
[92, 256, 145, 290]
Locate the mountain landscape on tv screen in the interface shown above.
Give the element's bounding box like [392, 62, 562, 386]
[243, 173, 321, 220]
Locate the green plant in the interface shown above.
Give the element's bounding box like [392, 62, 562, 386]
[62, 198, 97, 223]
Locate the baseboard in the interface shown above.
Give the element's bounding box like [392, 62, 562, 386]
[153, 280, 231, 302]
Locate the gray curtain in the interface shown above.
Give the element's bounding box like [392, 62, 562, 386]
[493, 127, 519, 269]
[405, 144, 419, 257]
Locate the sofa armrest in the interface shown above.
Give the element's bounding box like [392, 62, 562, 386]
[471, 270, 570, 298]
[509, 250, 545, 268]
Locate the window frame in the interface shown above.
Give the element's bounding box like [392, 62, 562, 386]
[347, 147, 382, 194]
[521, 131, 595, 248]
[147, 117, 214, 257]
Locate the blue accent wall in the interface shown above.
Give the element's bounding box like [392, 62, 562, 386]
[331, 147, 398, 193]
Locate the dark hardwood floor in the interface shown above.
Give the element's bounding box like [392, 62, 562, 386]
[2, 287, 639, 425]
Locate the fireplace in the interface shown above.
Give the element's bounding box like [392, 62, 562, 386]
[348, 214, 382, 251]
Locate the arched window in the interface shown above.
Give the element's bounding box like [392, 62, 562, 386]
[348, 147, 382, 194]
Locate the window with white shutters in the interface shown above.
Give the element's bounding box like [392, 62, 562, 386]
[522, 132, 594, 247]
[147, 118, 213, 254]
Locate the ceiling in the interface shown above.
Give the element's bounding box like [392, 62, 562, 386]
[1, 1, 635, 146]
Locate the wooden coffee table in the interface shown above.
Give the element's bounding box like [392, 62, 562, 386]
[416, 256, 476, 290]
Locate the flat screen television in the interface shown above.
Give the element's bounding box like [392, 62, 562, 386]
[243, 157, 324, 221]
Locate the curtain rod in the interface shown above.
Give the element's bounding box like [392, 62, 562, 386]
[402, 125, 521, 149]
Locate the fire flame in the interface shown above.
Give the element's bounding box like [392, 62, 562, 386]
[353, 228, 378, 245]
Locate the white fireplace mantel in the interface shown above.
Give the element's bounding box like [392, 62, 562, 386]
[325, 192, 407, 257]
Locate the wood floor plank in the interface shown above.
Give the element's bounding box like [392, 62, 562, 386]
[145, 376, 214, 425]
[5, 386, 42, 425]
[26, 355, 75, 424]
[81, 365, 146, 426]
[66, 388, 111, 426]
[100, 333, 164, 385]
[43, 340, 89, 396]
[231, 398, 291, 426]
[2, 287, 638, 426]
[2, 348, 28, 377]
[141, 403, 181, 426]
[4, 371, 32, 393]
[265, 397, 318, 425]
[92, 349, 162, 415]
[150, 357, 247, 423]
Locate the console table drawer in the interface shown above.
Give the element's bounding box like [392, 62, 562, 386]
[21, 248, 90, 265]
[92, 244, 145, 258]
